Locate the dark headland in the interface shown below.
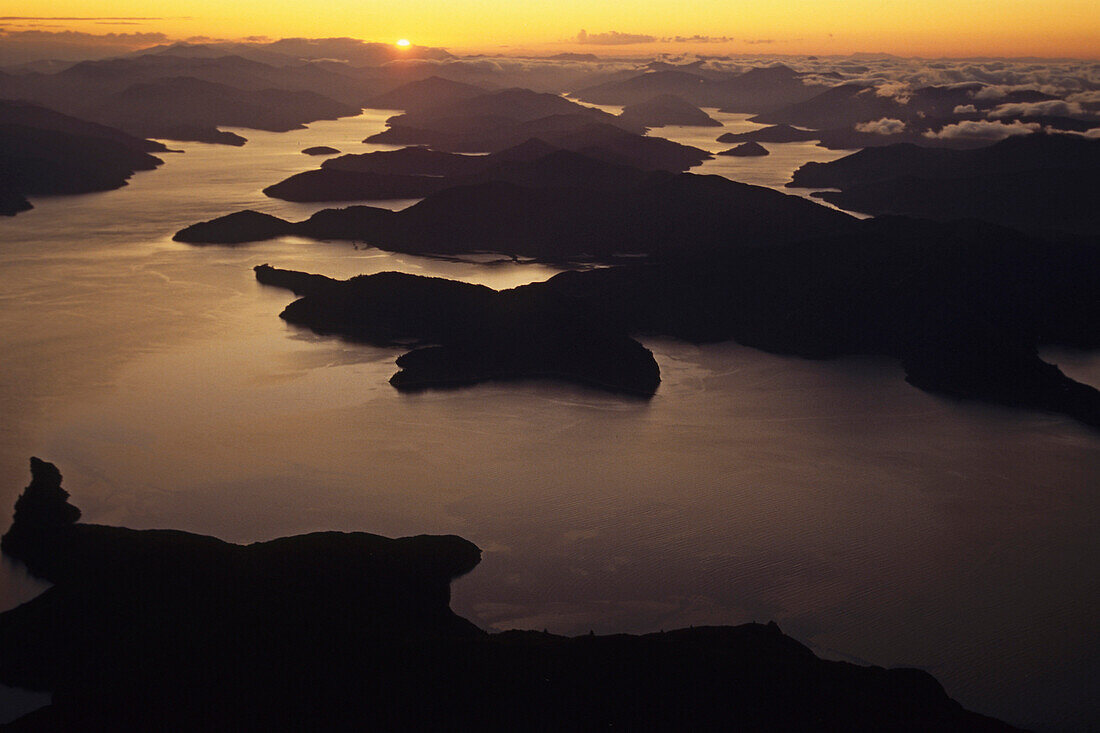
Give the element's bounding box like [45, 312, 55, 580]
[248, 209, 1100, 431]
[0, 100, 166, 215]
[717, 123, 819, 144]
[0, 458, 1021, 731]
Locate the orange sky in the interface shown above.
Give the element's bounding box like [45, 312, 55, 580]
[4, 0, 1099, 58]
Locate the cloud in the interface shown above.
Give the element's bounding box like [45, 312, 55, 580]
[1066, 90, 1100, 104]
[576, 29, 657, 45]
[874, 81, 912, 104]
[953, 104, 978, 114]
[0, 29, 169, 63]
[923, 120, 1041, 141]
[666, 35, 735, 43]
[0, 16, 164, 20]
[973, 85, 1008, 100]
[987, 100, 1085, 118]
[855, 118, 907, 135]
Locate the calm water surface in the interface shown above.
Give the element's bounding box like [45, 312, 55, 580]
[0, 110, 1096, 731]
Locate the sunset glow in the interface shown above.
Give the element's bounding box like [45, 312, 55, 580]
[1, 0, 1097, 57]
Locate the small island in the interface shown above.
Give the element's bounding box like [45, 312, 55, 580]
[302, 145, 341, 155]
[719, 141, 770, 157]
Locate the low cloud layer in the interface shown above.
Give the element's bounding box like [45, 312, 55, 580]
[923, 119, 1042, 141]
[855, 118, 907, 135]
[987, 100, 1086, 118]
[0, 29, 169, 63]
[577, 30, 656, 46]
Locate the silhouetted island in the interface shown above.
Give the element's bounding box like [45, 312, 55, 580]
[0, 100, 166, 215]
[260, 140, 676, 202]
[177, 170, 856, 261]
[719, 141, 770, 157]
[790, 133, 1100, 237]
[0, 459, 1021, 730]
[717, 123, 820, 143]
[301, 145, 340, 155]
[254, 265, 661, 394]
[617, 94, 722, 128]
[250, 212, 1100, 429]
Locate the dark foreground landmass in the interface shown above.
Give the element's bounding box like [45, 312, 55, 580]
[0, 100, 166, 215]
[0, 459, 1020, 731]
[252, 213, 1100, 429]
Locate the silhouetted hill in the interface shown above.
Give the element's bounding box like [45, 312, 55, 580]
[791, 133, 1100, 236]
[267, 128, 708, 204]
[0, 459, 1019, 731]
[547, 121, 710, 171]
[180, 171, 856, 261]
[0, 98, 167, 152]
[618, 94, 722, 128]
[719, 141, 769, 157]
[250, 215, 1100, 428]
[813, 169, 1098, 237]
[573, 70, 715, 106]
[365, 113, 708, 165]
[364, 87, 682, 156]
[573, 65, 823, 113]
[302, 145, 339, 155]
[262, 267, 661, 394]
[0, 99, 165, 215]
[380, 87, 641, 132]
[792, 132, 1100, 189]
[712, 65, 824, 113]
[0, 54, 369, 145]
[323, 144, 496, 175]
[717, 124, 819, 143]
[365, 76, 488, 112]
[749, 83, 1066, 134]
[261, 142, 653, 202]
[750, 83, 886, 128]
[92, 76, 361, 142]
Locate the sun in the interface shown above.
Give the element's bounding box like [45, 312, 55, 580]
[396, 39, 411, 48]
